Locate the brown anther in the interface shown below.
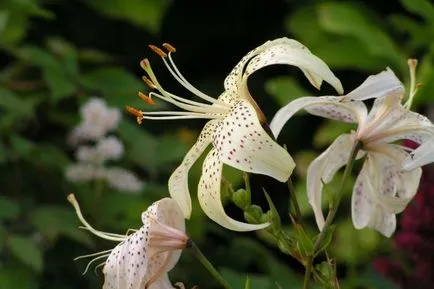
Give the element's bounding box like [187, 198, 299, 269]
[148, 45, 167, 58]
[162, 43, 176, 53]
[142, 76, 157, 89]
[140, 58, 150, 70]
[138, 91, 155, 105]
[416, 82, 423, 88]
[125, 106, 143, 125]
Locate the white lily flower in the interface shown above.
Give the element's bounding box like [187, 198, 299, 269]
[127, 38, 342, 231]
[270, 68, 433, 237]
[68, 194, 187, 289]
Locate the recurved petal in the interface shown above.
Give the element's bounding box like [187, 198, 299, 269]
[243, 38, 343, 94]
[345, 68, 404, 101]
[307, 134, 364, 229]
[270, 96, 367, 137]
[168, 120, 219, 219]
[198, 148, 269, 231]
[213, 100, 294, 182]
[223, 38, 342, 104]
[403, 137, 434, 170]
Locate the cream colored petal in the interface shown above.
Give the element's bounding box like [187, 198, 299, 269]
[198, 148, 269, 231]
[213, 100, 294, 182]
[148, 274, 174, 289]
[223, 38, 342, 105]
[168, 120, 219, 219]
[270, 96, 367, 137]
[403, 137, 434, 170]
[102, 227, 149, 289]
[351, 161, 374, 229]
[345, 68, 404, 101]
[242, 38, 343, 94]
[142, 198, 185, 272]
[367, 208, 396, 238]
[307, 134, 363, 229]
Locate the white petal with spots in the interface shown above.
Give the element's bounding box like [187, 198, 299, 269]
[223, 38, 342, 105]
[307, 134, 364, 229]
[345, 68, 404, 101]
[270, 96, 367, 137]
[168, 120, 219, 218]
[351, 161, 374, 230]
[198, 148, 269, 231]
[213, 100, 294, 182]
[403, 135, 434, 170]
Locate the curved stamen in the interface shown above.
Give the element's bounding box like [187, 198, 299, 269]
[81, 253, 111, 275]
[141, 115, 216, 120]
[67, 194, 125, 242]
[74, 249, 113, 261]
[148, 92, 227, 114]
[162, 55, 229, 108]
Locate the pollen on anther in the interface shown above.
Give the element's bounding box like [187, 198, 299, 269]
[148, 45, 168, 58]
[162, 43, 176, 53]
[138, 91, 155, 105]
[142, 76, 157, 89]
[140, 58, 151, 70]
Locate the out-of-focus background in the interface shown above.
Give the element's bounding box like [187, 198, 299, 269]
[1, 0, 433, 288]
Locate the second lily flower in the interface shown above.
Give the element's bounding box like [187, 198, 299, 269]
[128, 38, 343, 231]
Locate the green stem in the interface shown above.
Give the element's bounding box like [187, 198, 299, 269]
[287, 178, 301, 221]
[189, 240, 232, 289]
[303, 141, 361, 289]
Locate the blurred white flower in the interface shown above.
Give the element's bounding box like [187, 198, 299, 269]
[69, 97, 121, 145]
[75, 146, 97, 163]
[96, 136, 124, 161]
[104, 167, 145, 193]
[65, 163, 105, 182]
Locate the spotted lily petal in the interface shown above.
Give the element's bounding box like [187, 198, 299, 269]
[213, 100, 294, 182]
[270, 96, 367, 137]
[345, 68, 404, 101]
[223, 38, 343, 104]
[307, 134, 364, 229]
[403, 135, 434, 170]
[168, 120, 219, 218]
[198, 148, 269, 231]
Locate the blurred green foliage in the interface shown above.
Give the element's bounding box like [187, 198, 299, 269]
[1, 0, 433, 288]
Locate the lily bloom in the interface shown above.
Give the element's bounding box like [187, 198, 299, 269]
[270, 68, 434, 237]
[127, 38, 343, 231]
[68, 194, 187, 289]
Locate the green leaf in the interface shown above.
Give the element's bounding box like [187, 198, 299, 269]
[293, 223, 314, 257]
[79, 67, 145, 106]
[263, 190, 281, 233]
[313, 120, 357, 148]
[0, 87, 39, 117]
[318, 2, 405, 72]
[31, 205, 93, 247]
[43, 68, 77, 102]
[0, 195, 20, 220]
[244, 276, 251, 289]
[313, 225, 336, 256]
[265, 76, 310, 106]
[400, 0, 434, 25]
[17, 46, 59, 69]
[9, 134, 36, 159]
[82, 0, 169, 33]
[6, 235, 43, 272]
[0, 266, 38, 289]
[287, 6, 385, 71]
[221, 268, 274, 289]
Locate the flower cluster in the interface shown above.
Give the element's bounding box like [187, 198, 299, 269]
[65, 98, 144, 193]
[70, 38, 434, 289]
